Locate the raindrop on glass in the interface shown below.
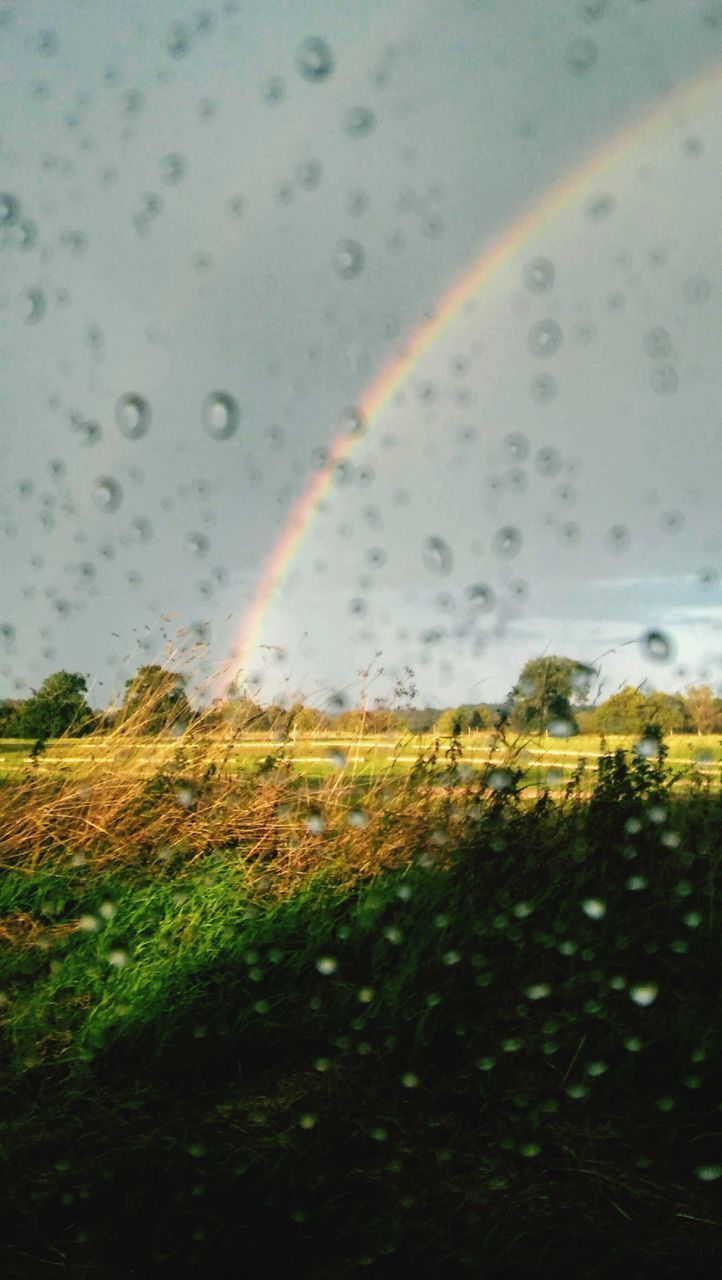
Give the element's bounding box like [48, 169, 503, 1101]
[523, 257, 555, 294]
[492, 526, 522, 559]
[422, 536, 453, 576]
[296, 36, 334, 81]
[92, 476, 123, 514]
[202, 392, 240, 440]
[528, 318, 563, 358]
[343, 106, 376, 137]
[115, 393, 151, 440]
[332, 238, 365, 279]
[641, 629, 673, 662]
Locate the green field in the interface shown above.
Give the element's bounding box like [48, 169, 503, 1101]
[1, 735, 721, 1279]
[2, 731, 720, 792]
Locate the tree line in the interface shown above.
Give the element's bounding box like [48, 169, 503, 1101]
[1, 656, 721, 741]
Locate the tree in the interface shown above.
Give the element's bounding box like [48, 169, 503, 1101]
[683, 685, 719, 735]
[118, 665, 192, 735]
[13, 672, 93, 739]
[435, 707, 470, 736]
[509, 656, 596, 733]
[469, 704, 492, 731]
[220, 695, 267, 732]
[0, 699, 24, 737]
[291, 705, 332, 733]
[642, 691, 686, 737]
[593, 687, 648, 735]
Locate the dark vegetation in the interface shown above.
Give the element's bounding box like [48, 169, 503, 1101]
[0, 734, 720, 1279]
[2, 655, 721, 740]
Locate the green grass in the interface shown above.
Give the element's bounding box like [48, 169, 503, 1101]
[1, 744, 721, 1277]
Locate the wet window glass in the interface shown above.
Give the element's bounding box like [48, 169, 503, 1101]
[2, 3, 722, 1276]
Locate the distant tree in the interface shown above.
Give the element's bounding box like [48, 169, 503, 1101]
[642, 691, 686, 737]
[683, 685, 719, 735]
[574, 708, 599, 735]
[334, 709, 369, 734]
[593, 686, 648, 735]
[14, 671, 93, 739]
[0, 699, 24, 737]
[469, 704, 492, 730]
[395, 707, 440, 734]
[221, 695, 267, 732]
[435, 707, 471, 736]
[118, 665, 192, 735]
[509, 656, 596, 733]
[365, 708, 400, 734]
[264, 704, 292, 736]
[290, 705, 332, 733]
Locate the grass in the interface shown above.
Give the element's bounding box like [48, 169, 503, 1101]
[0, 721, 721, 1277]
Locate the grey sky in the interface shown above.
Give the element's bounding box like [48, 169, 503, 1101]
[1, 0, 721, 711]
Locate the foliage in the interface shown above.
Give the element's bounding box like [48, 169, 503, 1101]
[434, 706, 470, 735]
[0, 698, 24, 736]
[0, 747, 720, 1278]
[117, 664, 193, 735]
[683, 684, 722, 734]
[508, 655, 596, 732]
[12, 670, 93, 740]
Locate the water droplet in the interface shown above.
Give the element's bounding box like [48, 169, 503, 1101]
[535, 446, 562, 476]
[651, 362, 678, 395]
[327, 748, 346, 768]
[401, 1072, 419, 1088]
[296, 158, 322, 190]
[422, 536, 453, 575]
[343, 106, 376, 137]
[530, 372, 557, 403]
[466, 583, 495, 613]
[528, 318, 563, 358]
[316, 955, 337, 975]
[332, 238, 365, 279]
[73, 419, 101, 447]
[644, 326, 672, 359]
[115, 393, 151, 440]
[20, 287, 46, 324]
[160, 153, 186, 185]
[306, 812, 325, 834]
[525, 983, 551, 1000]
[503, 431, 529, 462]
[92, 476, 123, 514]
[202, 391, 240, 440]
[299, 1112, 317, 1129]
[347, 809, 368, 828]
[635, 736, 660, 759]
[586, 193, 615, 220]
[296, 36, 334, 81]
[641, 629, 673, 662]
[629, 982, 658, 1007]
[695, 1165, 721, 1182]
[166, 22, 191, 58]
[108, 948, 128, 967]
[566, 37, 597, 73]
[488, 768, 513, 792]
[0, 193, 20, 226]
[186, 531, 209, 557]
[582, 898, 606, 920]
[548, 717, 574, 737]
[492, 526, 522, 558]
[605, 524, 630, 552]
[523, 257, 555, 294]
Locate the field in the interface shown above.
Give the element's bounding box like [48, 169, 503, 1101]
[2, 729, 721, 787]
[1, 728, 721, 1278]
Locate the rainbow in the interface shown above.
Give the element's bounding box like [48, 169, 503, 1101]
[220, 60, 722, 696]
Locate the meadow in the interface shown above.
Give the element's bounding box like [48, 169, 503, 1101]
[0, 725, 721, 1278]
